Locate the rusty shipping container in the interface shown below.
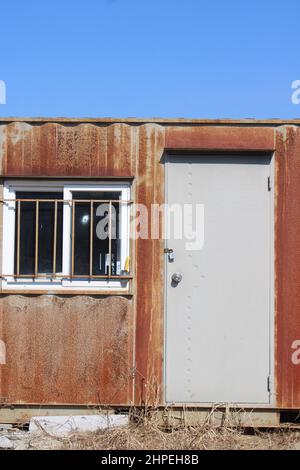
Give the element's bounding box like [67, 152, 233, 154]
[0, 117, 299, 425]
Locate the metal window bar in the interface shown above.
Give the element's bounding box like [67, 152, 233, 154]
[89, 200, 93, 278]
[108, 200, 112, 278]
[16, 200, 21, 277]
[1, 274, 132, 279]
[71, 200, 75, 279]
[1, 199, 133, 203]
[34, 200, 39, 276]
[1, 198, 132, 281]
[53, 199, 58, 277]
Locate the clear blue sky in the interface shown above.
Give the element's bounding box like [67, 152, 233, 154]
[0, 0, 299, 119]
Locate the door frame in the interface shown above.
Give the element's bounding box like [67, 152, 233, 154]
[163, 152, 275, 407]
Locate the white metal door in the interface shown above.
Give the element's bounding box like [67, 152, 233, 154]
[165, 155, 273, 404]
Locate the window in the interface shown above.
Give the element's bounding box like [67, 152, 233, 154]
[2, 181, 131, 291]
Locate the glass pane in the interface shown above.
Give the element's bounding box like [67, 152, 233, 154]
[72, 191, 121, 276]
[15, 192, 63, 275]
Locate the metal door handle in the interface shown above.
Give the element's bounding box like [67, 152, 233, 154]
[171, 272, 182, 283]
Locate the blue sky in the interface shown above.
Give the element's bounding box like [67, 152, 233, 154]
[0, 0, 299, 118]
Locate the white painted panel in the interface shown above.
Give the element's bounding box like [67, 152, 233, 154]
[165, 155, 272, 404]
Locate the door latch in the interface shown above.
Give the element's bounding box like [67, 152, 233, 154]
[171, 272, 182, 283]
[164, 248, 175, 262]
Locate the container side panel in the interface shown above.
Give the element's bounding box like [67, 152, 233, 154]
[0, 121, 165, 406]
[0, 295, 133, 404]
[2, 122, 136, 178]
[134, 124, 165, 405]
[276, 126, 300, 408]
[165, 126, 275, 151]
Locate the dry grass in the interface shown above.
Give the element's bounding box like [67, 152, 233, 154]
[56, 426, 300, 451]
[9, 410, 300, 450]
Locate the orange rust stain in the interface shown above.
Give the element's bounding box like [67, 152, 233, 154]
[0, 295, 133, 405]
[1, 120, 300, 409]
[275, 126, 300, 408]
[165, 126, 275, 151]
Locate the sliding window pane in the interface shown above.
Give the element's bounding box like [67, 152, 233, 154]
[72, 191, 121, 276]
[15, 192, 63, 275]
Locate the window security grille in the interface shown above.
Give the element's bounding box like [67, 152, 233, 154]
[1, 196, 132, 281]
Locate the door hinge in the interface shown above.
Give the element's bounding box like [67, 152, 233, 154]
[268, 176, 272, 191]
[267, 376, 271, 392]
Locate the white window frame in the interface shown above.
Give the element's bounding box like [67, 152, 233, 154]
[2, 180, 131, 292]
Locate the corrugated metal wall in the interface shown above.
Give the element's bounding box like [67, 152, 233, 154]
[0, 122, 165, 405]
[275, 126, 300, 408]
[0, 120, 299, 408]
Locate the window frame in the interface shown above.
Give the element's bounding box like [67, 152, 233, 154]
[2, 180, 131, 292]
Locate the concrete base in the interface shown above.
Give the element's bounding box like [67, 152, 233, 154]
[160, 408, 280, 428]
[0, 406, 117, 425]
[29, 415, 129, 436]
[0, 405, 285, 428]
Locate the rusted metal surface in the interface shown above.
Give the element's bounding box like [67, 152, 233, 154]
[1, 117, 300, 125]
[275, 126, 300, 409]
[1, 122, 137, 177]
[165, 126, 276, 151]
[0, 119, 300, 409]
[134, 125, 165, 405]
[0, 295, 133, 404]
[0, 122, 165, 406]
